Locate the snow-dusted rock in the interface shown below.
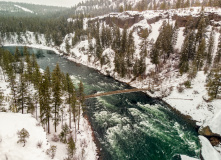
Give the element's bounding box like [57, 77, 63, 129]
[199, 136, 221, 160]
[199, 110, 221, 137]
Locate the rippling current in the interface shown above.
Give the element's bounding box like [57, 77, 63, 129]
[4, 46, 200, 160]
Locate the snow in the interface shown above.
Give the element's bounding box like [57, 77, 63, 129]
[175, 27, 185, 51]
[0, 112, 52, 160]
[201, 110, 221, 137]
[199, 136, 221, 160]
[180, 155, 199, 160]
[163, 71, 215, 126]
[14, 5, 34, 13]
[148, 20, 163, 42]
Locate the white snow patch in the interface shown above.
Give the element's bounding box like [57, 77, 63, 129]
[199, 136, 221, 160]
[180, 155, 199, 160]
[14, 5, 34, 13]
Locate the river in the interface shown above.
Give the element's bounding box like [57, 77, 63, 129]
[3, 46, 200, 160]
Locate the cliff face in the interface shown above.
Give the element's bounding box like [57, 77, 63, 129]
[89, 10, 221, 29]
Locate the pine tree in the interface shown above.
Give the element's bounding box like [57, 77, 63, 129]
[17, 72, 29, 114]
[206, 65, 221, 99]
[39, 71, 52, 133]
[71, 89, 77, 142]
[112, 27, 121, 53]
[65, 73, 74, 128]
[179, 31, 196, 74]
[206, 30, 214, 65]
[214, 34, 221, 65]
[195, 38, 206, 70]
[77, 81, 84, 130]
[32, 63, 41, 89]
[101, 23, 106, 48]
[121, 28, 127, 55]
[150, 44, 160, 72]
[14, 47, 21, 62]
[179, 48, 189, 75]
[196, 14, 206, 43]
[52, 63, 62, 132]
[67, 136, 75, 158]
[59, 123, 69, 143]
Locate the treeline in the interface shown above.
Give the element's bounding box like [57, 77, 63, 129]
[0, 47, 85, 139]
[120, 0, 221, 12]
[0, 1, 66, 17]
[0, 15, 85, 46]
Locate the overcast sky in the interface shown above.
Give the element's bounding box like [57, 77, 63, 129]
[1, 0, 85, 7]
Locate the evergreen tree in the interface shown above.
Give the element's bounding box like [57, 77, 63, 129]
[71, 89, 77, 141]
[17, 72, 29, 114]
[67, 136, 75, 158]
[52, 63, 63, 132]
[77, 81, 84, 130]
[196, 14, 206, 43]
[121, 28, 127, 55]
[59, 123, 69, 143]
[39, 71, 52, 133]
[65, 73, 74, 128]
[101, 23, 106, 48]
[195, 38, 206, 70]
[150, 44, 160, 72]
[179, 31, 196, 74]
[206, 65, 221, 99]
[207, 30, 214, 65]
[32, 63, 41, 89]
[214, 34, 221, 65]
[14, 47, 21, 62]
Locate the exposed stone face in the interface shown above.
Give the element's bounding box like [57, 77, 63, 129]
[199, 126, 214, 136]
[210, 137, 221, 146]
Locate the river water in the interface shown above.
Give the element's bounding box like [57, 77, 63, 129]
[4, 46, 200, 160]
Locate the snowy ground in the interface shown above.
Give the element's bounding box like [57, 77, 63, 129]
[0, 112, 52, 160]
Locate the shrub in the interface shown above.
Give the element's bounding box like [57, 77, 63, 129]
[184, 81, 191, 88]
[46, 145, 57, 159]
[17, 128, 30, 147]
[51, 134, 59, 142]
[37, 141, 43, 148]
[59, 123, 69, 143]
[177, 84, 184, 93]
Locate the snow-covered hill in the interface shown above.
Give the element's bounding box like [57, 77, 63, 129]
[0, 112, 52, 160]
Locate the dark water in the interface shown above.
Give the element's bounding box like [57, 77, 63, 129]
[3, 46, 200, 160]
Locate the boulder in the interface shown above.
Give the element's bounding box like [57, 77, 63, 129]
[199, 126, 214, 136]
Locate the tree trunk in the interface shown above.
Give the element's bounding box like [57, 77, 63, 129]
[55, 104, 57, 132]
[69, 94, 71, 128]
[48, 117, 50, 134]
[78, 103, 81, 131]
[35, 102, 38, 120]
